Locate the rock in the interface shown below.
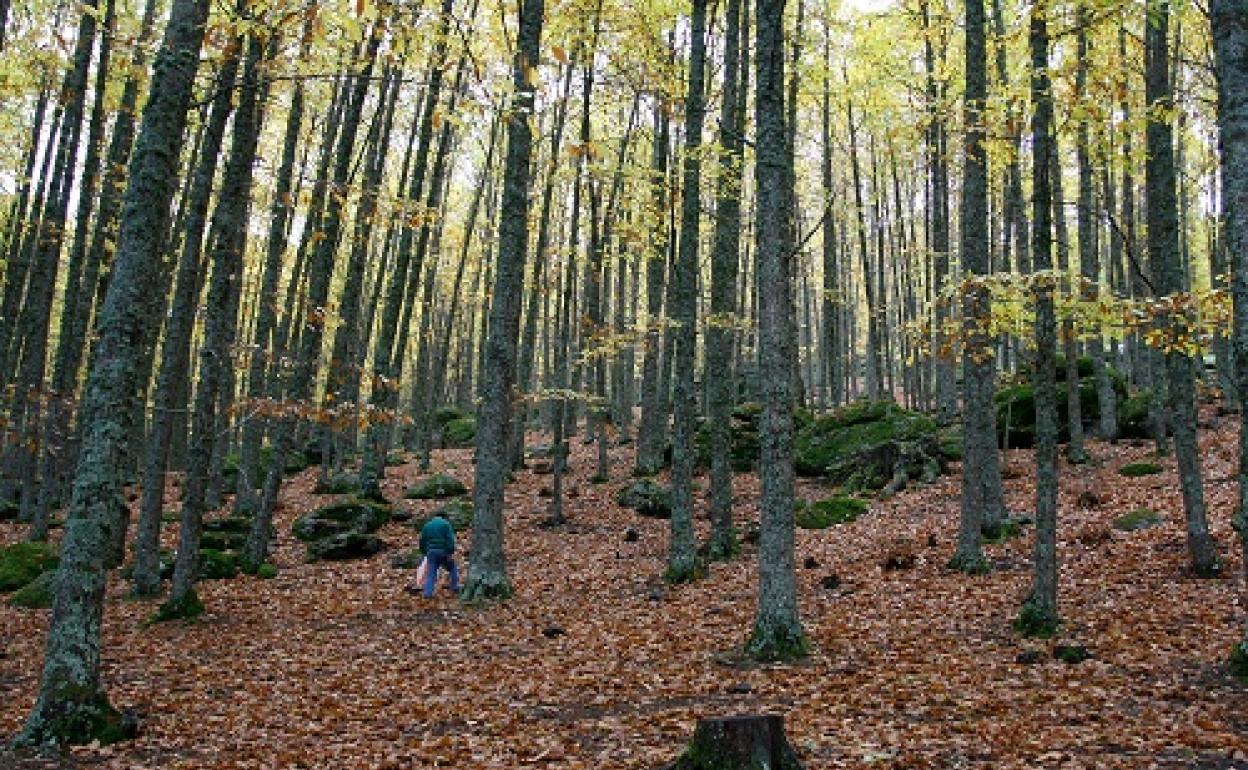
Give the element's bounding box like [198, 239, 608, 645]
[794, 400, 945, 493]
[0, 498, 18, 520]
[623, 528, 640, 543]
[1016, 649, 1043, 665]
[1113, 508, 1162, 532]
[996, 354, 1130, 448]
[1118, 461, 1163, 478]
[1076, 488, 1102, 508]
[308, 532, 384, 561]
[820, 574, 841, 590]
[803, 556, 819, 569]
[0, 541, 59, 592]
[926, 533, 938, 548]
[7, 571, 55, 608]
[441, 417, 477, 447]
[390, 549, 424, 569]
[313, 473, 359, 495]
[409, 498, 473, 532]
[389, 508, 414, 523]
[542, 625, 566, 638]
[882, 539, 917, 571]
[728, 682, 752, 694]
[293, 498, 391, 542]
[794, 496, 868, 529]
[199, 549, 240, 580]
[617, 479, 672, 518]
[1053, 644, 1091, 664]
[406, 473, 468, 500]
[531, 461, 554, 474]
[538, 486, 553, 498]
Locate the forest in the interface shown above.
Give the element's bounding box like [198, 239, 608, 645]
[0, 0, 1247, 766]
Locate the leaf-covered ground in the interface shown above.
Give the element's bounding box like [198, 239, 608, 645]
[2, 415, 1247, 769]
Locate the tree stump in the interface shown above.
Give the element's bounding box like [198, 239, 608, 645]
[668, 714, 804, 770]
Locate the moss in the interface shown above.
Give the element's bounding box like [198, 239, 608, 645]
[795, 496, 867, 529]
[293, 498, 391, 541]
[1053, 644, 1091, 664]
[313, 474, 359, 495]
[702, 528, 740, 562]
[745, 623, 810, 662]
[1119, 462, 1163, 478]
[306, 532, 383, 561]
[8, 571, 55, 608]
[199, 549, 239, 580]
[983, 518, 1024, 544]
[385, 452, 406, 467]
[1113, 508, 1162, 531]
[442, 417, 477, 447]
[1014, 601, 1059, 639]
[460, 574, 514, 603]
[433, 406, 470, 427]
[406, 473, 468, 499]
[695, 415, 761, 472]
[617, 479, 672, 518]
[1117, 391, 1153, 439]
[0, 541, 60, 592]
[14, 688, 131, 748]
[947, 554, 992, 574]
[937, 426, 965, 461]
[794, 400, 942, 489]
[150, 590, 205, 624]
[411, 498, 473, 531]
[1230, 641, 1248, 680]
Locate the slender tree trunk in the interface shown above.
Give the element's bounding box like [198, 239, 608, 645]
[15, 0, 213, 747]
[635, 107, 671, 476]
[1021, 2, 1060, 635]
[1145, 0, 1219, 576]
[1051, 136, 1088, 464]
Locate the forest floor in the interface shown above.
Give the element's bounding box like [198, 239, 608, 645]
[2, 409, 1247, 769]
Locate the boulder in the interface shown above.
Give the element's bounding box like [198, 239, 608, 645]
[410, 498, 474, 532]
[292, 498, 391, 542]
[0, 541, 60, 592]
[996, 355, 1130, 447]
[794, 400, 945, 494]
[308, 532, 383, 561]
[617, 479, 672, 518]
[441, 417, 477, 447]
[795, 496, 868, 529]
[406, 473, 468, 500]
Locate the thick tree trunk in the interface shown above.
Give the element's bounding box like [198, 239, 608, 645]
[1210, 0, 1248, 667]
[463, 0, 544, 601]
[15, 0, 212, 748]
[669, 715, 804, 770]
[747, 0, 806, 661]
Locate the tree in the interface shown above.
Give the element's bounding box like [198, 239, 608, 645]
[1145, 0, 1219, 577]
[14, 0, 214, 747]
[462, 0, 546, 601]
[746, 0, 806, 662]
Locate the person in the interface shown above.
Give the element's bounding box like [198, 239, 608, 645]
[417, 511, 460, 597]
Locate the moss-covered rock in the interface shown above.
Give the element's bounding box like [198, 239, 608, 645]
[0, 541, 60, 592]
[617, 479, 672, 518]
[1117, 391, 1153, 439]
[0, 498, 18, 520]
[313, 473, 359, 495]
[292, 498, 391, 542]
[794, 496, 867, 529]
[794, 400, 943, 493]
[307, 532, 383, 561]
[694, 412, 761, 472]
[1230, 641, 1248, 680]
[8, 570, 55, 608]
[406, 473, 468, 500]
[997, 355, 1130, 447]
[1119, 461, 1163, 478]
[199, 516, 254, 551]
[1053, 644, 1091, 664]
[1014, 601, 1059, 639]
[223, 445, 311, 487]
[255, 563, 278, 579]
[441, 417, 477, 447]
[1113, 508, 1162, 531]
[409, 498, 474, 532]
[199, 549, 240, 580]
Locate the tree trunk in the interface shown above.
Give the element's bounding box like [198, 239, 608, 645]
[15, 0, 212, 748]
[463, 0, 544, 601]
[635, 107, 671, 476]
[1145, 0, 1219, 576]
[747, 0, 807, 661]
[669, 715, 804, 770]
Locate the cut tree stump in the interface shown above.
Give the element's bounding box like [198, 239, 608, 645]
[668, 714, 805, 770]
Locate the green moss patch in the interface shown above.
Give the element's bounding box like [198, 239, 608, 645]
[406, 473, 468, 500]
[313, 473, 359, 495]
[793, 400, 944, 493]
[795, 496, 868, 529]
[292, 498, 391, 541]
[199, 549, 240, 580]
[8, 570, 55, 608]
[617, 479, 672, 518]
[1014, 601, 1059, 639]
[1119, 462, 1163, 478]
[0, 541, 60, 592]
[308, 532, 383, 561]
[1113, 508, 1163, 531]
[442, 417, 477, 447]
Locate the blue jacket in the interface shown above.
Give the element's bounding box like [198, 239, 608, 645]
[420, 516, 455, 555]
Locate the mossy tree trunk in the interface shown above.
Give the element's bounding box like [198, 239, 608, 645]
[15, 0, 212, 748]
[747, 0, 807, 661]
[705, 0, 745, 562]
[1211, 0, 1248, 666]
[463, 0, 544, 602]
[1022, 2, 1060, 635]
[1146, 0, 1220, 577]
[669, 715, 804, 770]
[667, 0, 707, 584]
